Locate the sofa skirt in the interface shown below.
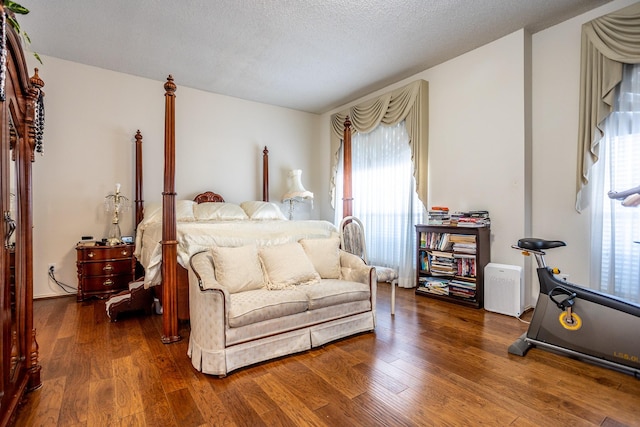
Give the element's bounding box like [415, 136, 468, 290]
[188, 310, 375, 376]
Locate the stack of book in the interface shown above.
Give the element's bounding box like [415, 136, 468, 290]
[448, 279, 476, 300]
[450, 233, 477, 254]
[428, 206, 450, 225]
[450, 210, 490, 227]
[429, 250, 455, 276]
[417, 277, 449, 296]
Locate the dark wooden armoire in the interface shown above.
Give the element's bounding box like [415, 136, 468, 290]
[0, 5, 45, 426]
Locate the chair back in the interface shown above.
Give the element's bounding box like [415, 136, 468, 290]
[339, 216, 368, 263]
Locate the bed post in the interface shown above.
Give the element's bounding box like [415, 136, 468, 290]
[263, 146, 269, 202]
[161, 75, 180, 344]
[342, 116, 353, 218]
[134, 130, 144, 227]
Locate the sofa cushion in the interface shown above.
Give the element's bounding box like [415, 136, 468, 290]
[299, 279, 370, 310]
[259, 242, 320, 290]
[299, 237, 341, 279]
[228, 288, 309, 328]
[211, 245, 265, 293]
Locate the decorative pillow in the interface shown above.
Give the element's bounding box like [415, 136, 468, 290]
[258, 242, 320, 289]
[210, 245, 265, 293]
[194, 202, 248, 221]
[241, 201, 287, 220]
[299, 237, 341, 279]
[142, 200, 196, 223]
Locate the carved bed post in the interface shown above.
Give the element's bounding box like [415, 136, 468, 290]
[342, 116, 353, 218]
[134, 130, 144, 227]
[263, 146, 269, 202]
[161, 75, 180, 344]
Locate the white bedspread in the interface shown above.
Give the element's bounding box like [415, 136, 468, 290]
[134, 219, 338, 286]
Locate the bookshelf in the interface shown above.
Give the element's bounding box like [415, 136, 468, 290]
[415, 224, 490, 308]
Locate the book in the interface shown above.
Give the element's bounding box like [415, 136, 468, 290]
[449, 234, 476, 244]
[429, 250, 454, 258]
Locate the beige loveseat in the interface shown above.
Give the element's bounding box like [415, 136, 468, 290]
[187, 237, 377, 376]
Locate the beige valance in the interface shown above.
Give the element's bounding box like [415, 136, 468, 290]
[576, 2, 640, 211]
[330, 79, 429, 209]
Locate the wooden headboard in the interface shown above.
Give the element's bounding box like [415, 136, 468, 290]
[193, 191, 225, 204]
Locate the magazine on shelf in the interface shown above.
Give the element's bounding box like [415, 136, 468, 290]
[417, 277, 450, 296]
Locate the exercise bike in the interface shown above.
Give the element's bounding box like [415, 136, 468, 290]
[508, 237, 640, 377]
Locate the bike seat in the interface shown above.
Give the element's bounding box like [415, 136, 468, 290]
[517, 238, 566, 250]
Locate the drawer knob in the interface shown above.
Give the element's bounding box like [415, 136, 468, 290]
[87, 252, 95, 258]
[103, 279, 114, 287]
[103, 264, 114, 272]
[121, 250, 128, 256]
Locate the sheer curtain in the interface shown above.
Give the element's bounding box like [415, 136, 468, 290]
[334, 121, 425, 288]
[575, 2, 640, 210]
[590, 63, 640, 303]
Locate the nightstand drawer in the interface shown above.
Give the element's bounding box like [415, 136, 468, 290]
[77, 245, 133, 261]
[81, 259, 133, 276]
[81, 274, 132, 293]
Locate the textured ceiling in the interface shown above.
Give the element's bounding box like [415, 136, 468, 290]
[21, 0, 612, 114]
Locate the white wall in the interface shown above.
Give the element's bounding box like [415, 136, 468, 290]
[29, 56, 321, 298]
[322, 0, 638, 306]
[322, 31, 530, 302]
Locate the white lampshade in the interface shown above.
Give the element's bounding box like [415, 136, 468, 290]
[282, 169, 313, 201]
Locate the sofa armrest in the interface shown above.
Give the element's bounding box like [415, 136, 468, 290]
[339, 250, 376, 323]
[339, 250, 374, 284]
[188, 251, 230, 350]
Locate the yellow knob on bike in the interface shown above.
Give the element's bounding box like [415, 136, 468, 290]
[559, 312, 582, 330]
[551, 267, 560, 274]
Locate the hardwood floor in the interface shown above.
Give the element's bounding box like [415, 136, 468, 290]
[14, 284, 640, 427]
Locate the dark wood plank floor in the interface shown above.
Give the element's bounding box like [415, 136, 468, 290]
[14, 283, 640, 426]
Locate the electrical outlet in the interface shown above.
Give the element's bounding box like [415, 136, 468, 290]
[48, 263, 57, 273]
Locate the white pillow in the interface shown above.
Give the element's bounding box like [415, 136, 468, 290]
[299, 237, 341, 279]
[142, 200, 195, 223]
[210, 245, 265, 293]
[194, 202, 248, 221]
[176, 200, 196, 221]
[259, 242, 320, 289]
[241, 201, 287, 220]
[142, 202, 162, 223]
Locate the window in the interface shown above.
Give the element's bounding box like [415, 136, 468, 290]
[334, 121, 425, 288]
[590, 63, 640, 303]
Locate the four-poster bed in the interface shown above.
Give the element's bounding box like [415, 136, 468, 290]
[135, 79, 375, 370]
[342, 116, 353, 218]
[133, 76, 392, 343]
[133, 76, 341, 342]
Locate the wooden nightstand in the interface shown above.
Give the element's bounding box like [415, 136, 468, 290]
[76, 244, 136, 301]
